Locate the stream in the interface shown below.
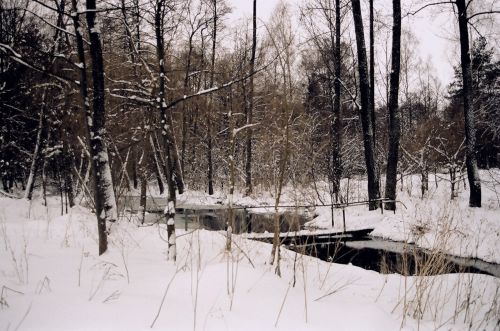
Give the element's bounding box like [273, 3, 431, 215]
[122, 197, 500, 278]
[290, 237, 500, 278]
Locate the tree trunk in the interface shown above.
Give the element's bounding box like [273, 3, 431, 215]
[226, 91, 235, 251]
[155, 0, 184, 195]
[154, 0, 178, 260]
[149, 135, 165, 195]
[351, 0, 380, 210]
[421, 169, 428, 198]
[138, 138, 148, 223]
[81, 0, 118, 255]
[41, 145, 48, 207]
[450, 166, 457, 200]
[245, 0, 257, 196]
[62, 132, 75, 208]
[181, 35, 195, 178]
[164, 146, 177, 261]
[456, 0, 481, 207]
[384, 0, 401, 211]
[24, 91, 47, 200]
[369, 0, 376, 148]
[139, 173, 147, 223]
[207, 0, 218, 196]
[131, 145, 138, 189]
[331, 0, 343, 197]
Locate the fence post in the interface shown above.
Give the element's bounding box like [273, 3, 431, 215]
[342, 208, 346, 234]
[331, 204, 334, 228]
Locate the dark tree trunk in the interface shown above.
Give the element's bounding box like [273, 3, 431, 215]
[450, 166, 457, 199]
[245, 0, 257, 196]
[154, 163, 165, 195]
[421, 169, 428, 198]
[181, 34, 195, 178]
[164, 144, 176, 261]
[155, 0, 184, 195]
[154, 0, 177, 260]
[79, 0, 118, 255]
[150, 135, 165, 195]
[131, 145, 138, 189]
[384, 0, 402, 211]
[207, 0, 218, 196]
[456, 0, 481, 207]
[331, 0, 343, 197]
[351, 0, 380, 210]
[138, 135, 148, 223]
[41, 143, 48, 207]
[139, 172, 147, 224]
[207, 132, 214, 195]
[62, 132, 75, 208]
[369, 0, 376, 148]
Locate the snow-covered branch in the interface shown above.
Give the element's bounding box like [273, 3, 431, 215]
[233, 123, 259, 137]
[0, 43, 73, 87]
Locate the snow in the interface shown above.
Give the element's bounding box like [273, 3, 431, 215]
[184, 169, 499, 264]
[302, 170, 500, 264]
[1, 171, 499, 330]
[0, 43, 22, 58]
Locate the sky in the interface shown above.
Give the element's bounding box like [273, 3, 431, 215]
[226, 0, 462, 87]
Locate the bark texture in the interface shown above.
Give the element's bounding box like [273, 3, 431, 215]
[331, 0, 342, 198]
[154, 0, 179, 260]
[85, 0, 118, 255]
[351, 0, 380, 210]
[456, 0, 481, 207]
[245, 0, 257, 196]
[207, 0, 218, 196]
[369, 0, 376, 147]
[384, 0, 402, 211]
[24, 91, 46, 200]
[155, 0, 184, 195]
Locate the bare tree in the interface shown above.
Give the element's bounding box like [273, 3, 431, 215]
[351, 0, 380, 210]
[369, 0, 375, 147]
[153, 0, 184, 260]
[245, 0, 257, 196]
[207, 0, 217, 195]
[456, 0, 481, 207]
[85, 0, 118, 254]
[332, 0, 343, 200]
[267, 2, 295, 276]
[384, 0, 401, 211]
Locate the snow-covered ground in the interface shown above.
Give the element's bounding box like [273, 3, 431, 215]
[169, 170, 500, 264]
[1, 178, 499, 330]
[308, 170, 500, 265]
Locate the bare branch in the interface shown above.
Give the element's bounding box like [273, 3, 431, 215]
[467, 10, 500, 20]
[404, 1, 454, 17]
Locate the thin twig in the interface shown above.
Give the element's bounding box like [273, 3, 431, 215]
[150, 271, 179, 328]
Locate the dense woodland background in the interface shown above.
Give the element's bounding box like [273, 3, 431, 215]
[0, 0, 498, 256]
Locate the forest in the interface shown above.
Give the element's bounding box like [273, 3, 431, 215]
[0, 0, 499, 330]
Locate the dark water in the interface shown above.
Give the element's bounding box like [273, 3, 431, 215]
[120, 196, 307, 233]
[122, 196, 500, 278]
[289, 238, 500, 278]
[138, 206, 308, 234]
